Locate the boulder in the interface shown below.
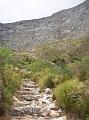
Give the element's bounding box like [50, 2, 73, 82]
[40, 107, 51, 117]
[12, 105, 41, 116]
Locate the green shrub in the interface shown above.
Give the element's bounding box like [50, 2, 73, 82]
[78, 57, 89, 81]
[36, 69, 55, 89]
[0, 47, 12, 66]
[27, 59, 54, 73]
[54, 79, 89, 119]
[0, 64, 22, 115]
[69, 57, 89, 81]
[85, 115, 89, 120]
[22, 71, 33, 79]
[4, 64, 21, 89]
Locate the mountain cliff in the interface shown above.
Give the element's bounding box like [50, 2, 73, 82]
[0, 0, 89, 51]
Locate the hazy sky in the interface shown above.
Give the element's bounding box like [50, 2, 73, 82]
[0, 0, 85, 23]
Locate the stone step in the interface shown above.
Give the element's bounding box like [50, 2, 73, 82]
[11, 105, 41, 116]
[16, 91, 31, 95]
[12, 80, 67, 120]
[13, 101, 31, 107]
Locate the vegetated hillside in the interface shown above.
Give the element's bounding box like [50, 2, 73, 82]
[31, 37, 84, 62]
[0, 46, 89, 119]
[0, 0, 89, 51]
[31, 34, 89, 62]
[73, 36, 89, 57]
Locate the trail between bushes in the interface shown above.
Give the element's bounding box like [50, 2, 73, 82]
[11, 79, 67, 120]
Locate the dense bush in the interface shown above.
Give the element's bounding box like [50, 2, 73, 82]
[68, 57, 89, 81]
[3, 64, 21, 107]
[0, 48, 22, 116]
[27, 59, 52, 73]
[23, 58, 72, 89]
[54, 79, 89, 119]
[37, 69, 55, 89]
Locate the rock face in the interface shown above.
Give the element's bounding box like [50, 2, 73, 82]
[0, 0, 89, 51]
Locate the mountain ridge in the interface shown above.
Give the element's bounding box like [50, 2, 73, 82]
[0, 0, 89, 51]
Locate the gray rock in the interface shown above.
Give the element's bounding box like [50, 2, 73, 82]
[40, 107, 51, 117]
[12, 105, 41, 116]
[24, 95, 35, 101]
[39, 97, 51, 106]
[23, 87, 32, 91]
[44, 88, 52, 94]
[11, 107, 25, 116]
[49, 103, 58, 110]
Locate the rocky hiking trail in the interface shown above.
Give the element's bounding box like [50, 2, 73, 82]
[11, 79, 67, 120]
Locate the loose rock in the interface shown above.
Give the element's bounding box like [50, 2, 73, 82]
[44, 88, 52, 94]
[40, 107, 51, 117]
[24, 96, 35, 101]
[50, 110, 59, 118]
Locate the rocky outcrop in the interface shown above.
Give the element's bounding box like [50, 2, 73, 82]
[0, 0, 89, 51]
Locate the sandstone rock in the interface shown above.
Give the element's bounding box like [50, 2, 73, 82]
[58, 109, 63, 117]
[13, 96, 22, 103]
[51, 116, 67, 120]
[40, 107, 51, 117]
[37, 117, 45, 120]
[49, 103, 58, 110]
[50, 110, 59, 118]
[13, 101, 31, 107]
[11, 79, 65, 120]
[23, 83, 35, 88]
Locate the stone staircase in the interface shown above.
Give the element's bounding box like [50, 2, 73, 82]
[11, 79, 67, 120]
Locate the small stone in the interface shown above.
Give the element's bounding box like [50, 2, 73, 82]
[23, 82, 35, 88]
[13, 96, 22, 103]
[58, 109, 63, 116]
[44, 88, 52, 94]
[37, 117, 45, 120]
[51, 116, 67, 120]
[49, 103, 58, 110]
[40, 107, 51, 117]
[50, 110, 59, 118]
[24, 95, 35, 101]
[11, 107, 24, 116]
[23, 87, 32, 91]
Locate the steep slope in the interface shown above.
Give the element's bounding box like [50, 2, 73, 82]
[0, 0, 89, 51]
